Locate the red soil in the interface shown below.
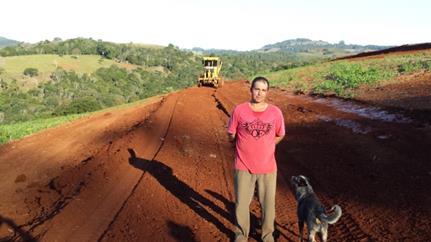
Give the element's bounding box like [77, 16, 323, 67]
[1, 81, 430, 241]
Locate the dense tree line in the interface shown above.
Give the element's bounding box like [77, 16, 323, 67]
[0, 38, 195, 70]
[214, 51, 316, 79]
[0, 38, 321, 123]
[1, 38, 315, 78]
[0, 38, 204, 123]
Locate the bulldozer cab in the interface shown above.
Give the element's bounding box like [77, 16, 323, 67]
[203, 59, 218, 67]
[198, 57, 223, 88]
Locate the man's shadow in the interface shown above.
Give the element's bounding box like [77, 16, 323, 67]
[0, 215, 37, 242]
[127, 148, 235, 240]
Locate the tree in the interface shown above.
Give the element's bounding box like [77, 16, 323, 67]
[54, 96, 102, 115]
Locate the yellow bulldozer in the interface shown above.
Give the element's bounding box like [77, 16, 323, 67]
[198, 56, 224, 88]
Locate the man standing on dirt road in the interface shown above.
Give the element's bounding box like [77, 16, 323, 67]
[227, 76, 285, 242]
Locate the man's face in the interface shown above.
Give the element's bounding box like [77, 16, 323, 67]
[251, 81, 268, 103]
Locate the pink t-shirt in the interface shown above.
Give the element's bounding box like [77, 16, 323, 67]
[227, 102, 285, 174]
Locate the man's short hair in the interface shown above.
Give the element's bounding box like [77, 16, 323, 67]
[250, 76, 270, 91]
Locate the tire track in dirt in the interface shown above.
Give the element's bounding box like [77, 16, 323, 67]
[270, 94, 376, 241]
[269, 87, 431, 241]
[2, 80, 430, 241]
[210, 94, 235, 202]
[100, 87, 238, 241]
[97, 93, 181, 241]
[34, 94, 180, 241]
[275, 142, 374, 242]
[1, 97, 165, 241]
[317, 191, 373, 241]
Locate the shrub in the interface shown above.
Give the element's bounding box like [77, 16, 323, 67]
[314, 62, 393, 95]
[421, 60, 431, 71]
[325, 63, 380, 88]
[398, 61, 423, 73]
[398, 60, 431, 73]
[23, 67, 39, 77]
[54, 97, 102, 115]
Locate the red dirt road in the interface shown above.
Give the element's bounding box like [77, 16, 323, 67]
[1, 81, 430, 241]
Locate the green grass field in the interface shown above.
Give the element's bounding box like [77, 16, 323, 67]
[0, 95, 163, 145]
[0, 113, 86, 144]
[0, 54, 136, 88]
[263, 50, 431, 96]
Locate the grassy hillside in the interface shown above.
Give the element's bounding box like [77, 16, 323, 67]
[264, 50, 431, 97]
[0, 54, 136, 88]
[0, 95, 161, 144]
[0, 113, 85, 144]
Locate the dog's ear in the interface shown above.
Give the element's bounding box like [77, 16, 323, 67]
[298, 175, 310, 187]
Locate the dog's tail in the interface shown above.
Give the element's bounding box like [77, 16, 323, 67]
[319, 205, 342, 224]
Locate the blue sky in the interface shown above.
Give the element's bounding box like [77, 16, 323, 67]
[1, 0, 430, 50]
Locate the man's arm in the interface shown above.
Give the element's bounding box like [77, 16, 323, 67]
[275, 135, 284, 145]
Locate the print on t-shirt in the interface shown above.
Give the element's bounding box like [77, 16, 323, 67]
[241, 119, 273, 139]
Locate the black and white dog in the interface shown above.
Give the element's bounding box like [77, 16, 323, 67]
[290, 175, 342, 242]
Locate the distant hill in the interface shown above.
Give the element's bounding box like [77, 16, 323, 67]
[258, 38, 392, 53]
[0, 36, 20, 48]
[336, 42, 431, 60]
[191, 47, 242, 55]
[192, 38, 392, 59]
